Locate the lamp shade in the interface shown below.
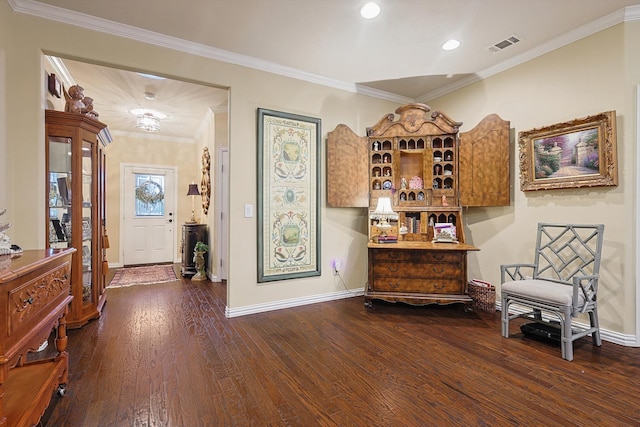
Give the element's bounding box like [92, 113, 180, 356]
[373, 197, 394, 215]
[186, 183, 200, 196]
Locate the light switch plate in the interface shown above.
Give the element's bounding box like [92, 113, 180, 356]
[244, 204, 254, 218]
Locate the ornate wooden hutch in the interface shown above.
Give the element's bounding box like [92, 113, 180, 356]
[327, 103, 510, 307]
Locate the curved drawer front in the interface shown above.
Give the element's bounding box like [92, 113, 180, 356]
[372, 250, 462, 264]
[371, 277, 462, 293]
[373, 262, 461, 279]
[8, 261, 71, 335]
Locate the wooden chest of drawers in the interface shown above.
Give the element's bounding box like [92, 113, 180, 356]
[0, 249, 75, 427]
[366, 241, 478, 307]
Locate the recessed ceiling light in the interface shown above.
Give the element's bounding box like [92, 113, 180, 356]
[360, 2, 380, 19]
[442, 39, 461, 51]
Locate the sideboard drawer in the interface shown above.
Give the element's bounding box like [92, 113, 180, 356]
[7, 261, 71, 337]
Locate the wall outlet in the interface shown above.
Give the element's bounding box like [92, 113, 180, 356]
[332, 259, 342, 275]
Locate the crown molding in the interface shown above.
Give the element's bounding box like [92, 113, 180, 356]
[10, 1, 640, 105]
[418, 5, 640, 102]
[9, 0, 410, 104]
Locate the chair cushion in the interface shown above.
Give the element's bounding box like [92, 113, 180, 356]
[502, 279, 584, 307]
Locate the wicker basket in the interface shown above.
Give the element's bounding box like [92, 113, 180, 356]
[468, 279, 496, 313]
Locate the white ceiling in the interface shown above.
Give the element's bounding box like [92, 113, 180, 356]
[14, 0, 640, 139]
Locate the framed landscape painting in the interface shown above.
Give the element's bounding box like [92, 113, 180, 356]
[257, 108, 321, 282]
[518, 111, 618, 191]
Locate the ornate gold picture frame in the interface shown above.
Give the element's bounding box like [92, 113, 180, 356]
[201, 147, 211, 215]
[257, 108, 321, 282]
[518, 111, 618, 191]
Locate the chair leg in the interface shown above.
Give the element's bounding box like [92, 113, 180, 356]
[590, 309, 602, 347]
[562, 308, 573, 361]
[501, 295, 510, 338]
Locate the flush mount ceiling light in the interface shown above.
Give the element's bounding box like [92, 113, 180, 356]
[136, 112, 160, 132]
[442, 39, 461, 51]
[360, 2, 380, 19]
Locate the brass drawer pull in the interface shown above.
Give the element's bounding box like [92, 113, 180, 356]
[388, 281, 400, 289]
[431, 267, 445, 274]
[24, 296, 34, 305]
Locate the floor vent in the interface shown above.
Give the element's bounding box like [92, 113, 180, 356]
[487, 34, 522, 53]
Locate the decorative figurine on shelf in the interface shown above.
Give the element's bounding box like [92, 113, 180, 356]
[82, 97, 99, 119]
[0, 208, 20, 270]
[192, 241, 209, 282]
[0, 209, 11, 255]
[401, 177, 407, 189]
[64, 84, 86, 114]
[373, 141, 380, 151]
[442, 194, 449, 206]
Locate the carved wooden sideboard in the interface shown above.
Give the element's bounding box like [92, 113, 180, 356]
[0, 249, 75, 427]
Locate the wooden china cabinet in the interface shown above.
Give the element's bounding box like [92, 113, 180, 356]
[327, 104, 510, 308]
[45, 110, 110, 328]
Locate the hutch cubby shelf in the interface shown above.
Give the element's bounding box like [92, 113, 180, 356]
[327, 103, 510, 308]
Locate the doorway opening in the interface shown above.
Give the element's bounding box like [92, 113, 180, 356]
[44, 54, 229, 273]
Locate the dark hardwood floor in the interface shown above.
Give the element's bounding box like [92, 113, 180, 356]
[40, 265, 640, 426]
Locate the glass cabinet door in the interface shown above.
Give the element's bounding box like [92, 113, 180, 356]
[48, 137, 72, 250]
[81, 140, 93, 304]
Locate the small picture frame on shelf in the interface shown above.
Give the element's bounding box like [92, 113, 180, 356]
[57, 176, 71, 206]
[82, 217, 91, 240]
[48, 220, 59, 243]
[82, 245, 90, 266]
[50, 218, 66, 241]
[433, 223, 458, 243]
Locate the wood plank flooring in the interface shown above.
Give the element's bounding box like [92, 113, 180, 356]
[40, 265, 640, 426]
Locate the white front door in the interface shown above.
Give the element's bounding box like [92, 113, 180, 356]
[122, 165, 175, 265]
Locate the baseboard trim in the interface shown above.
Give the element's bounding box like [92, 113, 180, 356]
[497, 301, 639, 347]
[225, 289, 364, 318]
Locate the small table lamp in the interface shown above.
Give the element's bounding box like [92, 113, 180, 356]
[186, 183, 200, 223]
[370, 197, 398, 237]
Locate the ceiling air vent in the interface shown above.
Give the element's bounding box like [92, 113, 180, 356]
[486, 34, 522, 53]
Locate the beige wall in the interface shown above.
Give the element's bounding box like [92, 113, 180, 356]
[0, 2, 398, 313]
[103, 134, 198, 265]
[430, 22, 639, 337]
[1, 1, 637, 340]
